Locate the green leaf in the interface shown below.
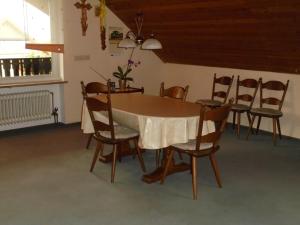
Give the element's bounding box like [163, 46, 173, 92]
[125, 77, 133, 81]
[124, 68, 132, 77]
[117, 66, 123, 74]
[113, 73, 121, 79]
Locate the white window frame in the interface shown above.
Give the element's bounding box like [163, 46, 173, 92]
[0, 0, 64, 85]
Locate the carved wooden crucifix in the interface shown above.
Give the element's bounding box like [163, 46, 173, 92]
[74, 0, 92, 36]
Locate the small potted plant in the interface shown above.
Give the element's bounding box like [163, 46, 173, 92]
[112, 65, 133, 90]
[113, 59, 141, 90]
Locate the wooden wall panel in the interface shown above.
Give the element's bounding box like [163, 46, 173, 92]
[107, 0, 300, 74]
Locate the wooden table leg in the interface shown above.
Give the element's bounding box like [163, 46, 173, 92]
[142, 149, 190, 184]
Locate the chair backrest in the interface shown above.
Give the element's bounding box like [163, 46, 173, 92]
[196, 100, 232, 151]
[85, 82, 115, 140]
[260, 80, 289, 110]
[160, 82, 189, 101]
[81, 81, 108, 98]
[235, 76, 261, 108]
[211, 73, 234, 104]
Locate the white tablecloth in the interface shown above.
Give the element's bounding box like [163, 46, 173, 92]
[81, 101, 215, 149]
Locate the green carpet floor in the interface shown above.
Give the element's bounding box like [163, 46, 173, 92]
[0, 124, 299, 225]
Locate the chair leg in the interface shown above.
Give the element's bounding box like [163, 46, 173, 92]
[272, 118, 277, 146]
[131, 140, 136, 159]
[277, 118, 282, 139]
[209, 153, 222, 188]
[90, 141, 103, 172]
[191, 156, 198, 200]
[118, 142, 122, 162]
[247, 112, 254, 134]
[256, 116, 261, 134]
[177, 151, 183, 160]
[111, 144, 118, 183]
[86, 134, 93, 149]
[133, 139, 146, 172]
[160, 148, 174, 184]
[237, 112, 241, 138]
[156, 149, 161, 168]
[246, 115, 256, 140]
[232, 111, 236, 129]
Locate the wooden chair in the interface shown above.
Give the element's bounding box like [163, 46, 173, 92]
[160, 82, 189, 101]
[161, 100, 232, 200]
[81, 81, 108, 96]
[86, 88, 146, 183]
[231, 76, 261, 137]
[246, 80, 289, 145]
[196, 73, 234, 107]
[157, 82, 190, 166]
[81, 81, 108, 149]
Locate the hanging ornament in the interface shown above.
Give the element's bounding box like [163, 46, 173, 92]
[99, 0, 106, 50]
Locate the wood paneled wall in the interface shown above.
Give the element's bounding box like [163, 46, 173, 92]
[107, 0, 300, 74]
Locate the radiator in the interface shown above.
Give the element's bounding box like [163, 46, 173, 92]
[0, 90, 53, 125]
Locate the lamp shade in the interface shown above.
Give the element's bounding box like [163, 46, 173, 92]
[118, 38, 137, 48]
[141, 38, 162, 50]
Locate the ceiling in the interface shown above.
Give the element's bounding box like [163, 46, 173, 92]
[107, 0, 300, 74]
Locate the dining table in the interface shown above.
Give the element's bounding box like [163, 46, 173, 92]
[81, 93, 215, 183]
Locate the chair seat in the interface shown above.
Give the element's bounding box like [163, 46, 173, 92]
[250, 107, 283, 117]
[172, 139, 213, 151]
[231, 103, 250, 112]
[99, 125, 138, 139]
[196, 99, 222, 107]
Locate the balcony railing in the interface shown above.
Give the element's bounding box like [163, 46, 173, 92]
[0, 57, 52, 78]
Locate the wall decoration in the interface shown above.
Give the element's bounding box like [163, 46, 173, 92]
[74, 0, 92, 36]
[108, 27, 123, 56]
[99, 0, 106, 50]
[95, 0, 107, 50]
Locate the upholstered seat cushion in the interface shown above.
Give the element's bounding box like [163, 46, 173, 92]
[196, 99, 222, 107]
[99, 125, 138, 139]
[231, 103, 250, 111]
[172, 139, 213, 151]
[250, 107, 283, 117]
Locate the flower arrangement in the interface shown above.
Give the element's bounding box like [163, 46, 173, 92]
[112, 59, 141, 82]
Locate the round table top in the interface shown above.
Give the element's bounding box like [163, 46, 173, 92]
[95, 93, 201, 117]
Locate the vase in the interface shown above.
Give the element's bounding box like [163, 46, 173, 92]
[118, 79, 127, 90]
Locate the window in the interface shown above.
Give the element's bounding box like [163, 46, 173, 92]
[0, 0, 62, 81]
